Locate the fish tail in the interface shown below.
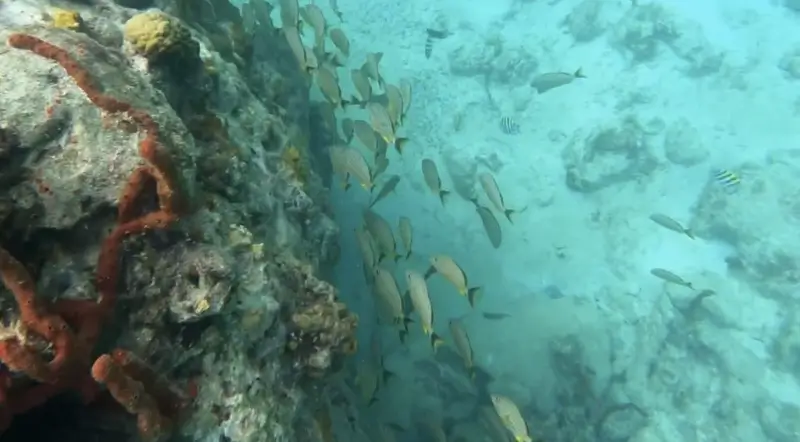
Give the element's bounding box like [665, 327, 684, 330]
[403, 316, 414, 331]
[467, 287, 483, 307]
[687, 282, 696, 291]
[368, 396, 379, 406]
[439, 189, 450, 205]
[424, 266, 436, 279]
[504, 209, 515, 223]
[367, 197, 377, 208]
[405, 250, 412, 260]
[382, 368, 395, 384]
[574, 67, 585, 78]
[684, 229, 695, 240]
[468, 197, 479, 207]
[431, 332, 445, 351]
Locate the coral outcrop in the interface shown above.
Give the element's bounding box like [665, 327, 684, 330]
[561, 116, 658, 192]
[0, 0, 353, 441]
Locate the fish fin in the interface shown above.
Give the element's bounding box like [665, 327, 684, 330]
[439, 189, 451, 205]
[424, 266, 436, 279]
[687, 282, 696, 291]
[431, 332, 445, 351]
[382, 369, 395, 384]
[398, 329, 407, 343]
[403, 317, 415, 330]
[368, 396, 379, 406]
[394, 137, 409, 155]
[405, 250, 412, 260]
[574, 67, 585, 78]
[504, 208, 515, 223]
[468, 366, 476, 381]
[468, 197, 479, 207]
[685, 229, 695, 240]
[394, 253, 402, 263]
[467, 287, 483, 307]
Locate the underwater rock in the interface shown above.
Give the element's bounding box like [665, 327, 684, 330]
[778, 45, 800, 79]
[561, 116, 657, 192]
[662, 118, 709, 167]
[448, 29, 538, 85]
[691, 150, 800, 300]
[612, 3, 678, 62]
[562, 0, 614, 42]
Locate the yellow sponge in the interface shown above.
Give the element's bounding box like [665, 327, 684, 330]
[50, 8, 82, 30]
[123, 11, 192, 60]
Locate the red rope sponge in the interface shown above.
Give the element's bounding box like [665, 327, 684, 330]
[0, 32, 193, 437]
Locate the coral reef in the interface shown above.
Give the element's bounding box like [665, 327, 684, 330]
[561, 116, 658, 192]
[0, 0, 351, 440]
[613, 4, 722, 76]
[562, 0, 613, 42]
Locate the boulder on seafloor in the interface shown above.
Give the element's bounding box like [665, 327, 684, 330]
[561, 116, 658, 192]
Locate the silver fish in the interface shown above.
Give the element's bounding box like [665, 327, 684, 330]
[649, 213, 693, 239]
[650, 268, 694, 290]
[531, 68, 585, 94]
[474, 203, 502, 248]
[421, 159, 450, 205]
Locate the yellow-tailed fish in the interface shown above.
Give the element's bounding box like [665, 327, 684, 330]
[385, 84, 404, 128]
[369, 174, 400, 208]
[367, 101, 396, 144]
[650, 268, 694, 290]
[318, 101, 336, 130]
[341, 117, 354, 143]
[479, 172, 515, 223]
[350, 68, 372, 105]
[329, 0, 343, 21]
[279, 0, 300, 27]
[250, 0, 274, 27]
[355, 359, 381, 405]
[649, 213, 693, 239]
[473, 202, 502, 248]
[363, 210, 399, 261]
[369, 329, 395, 384]
[449, 318, 475, 378]
[373, 266, 410, 331]
[328, 144, 350, 189]
[353, 119, 378, 152]
[490, 394, 532, 442]
[374, 152, 389, 178]
[329, 27, 350, 56]
[241, 2, 256, 33]
[421, 159, 450, 205]
[530, 68, 585, 94]
[316, 65, 348, 108]
[341, 146, 373, 191]
[313, 402, 335, 442]
[406, 269, 444, 349]
[399, 78, 412, 121]
[283, 26, 317, 73]
[355, 226, 378, 269]
[426, 254, 481, 306]
[398, 216, 412, 259]
[362, 52, 384, 88]
[300, 4, 326, 48]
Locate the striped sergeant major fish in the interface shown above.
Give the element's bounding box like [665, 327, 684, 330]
[714, 169, 740, 188]
[500, 116, 520, 135]
[425, 28, 448, 58]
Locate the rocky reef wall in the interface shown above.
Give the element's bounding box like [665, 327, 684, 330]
[0, 1, 354, 441]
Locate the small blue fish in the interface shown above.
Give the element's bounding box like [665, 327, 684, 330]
[714, 169, 740, 188]
[500, 117, 519, 135]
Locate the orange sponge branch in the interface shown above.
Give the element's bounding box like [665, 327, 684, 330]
[0, 32, 191, 436]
